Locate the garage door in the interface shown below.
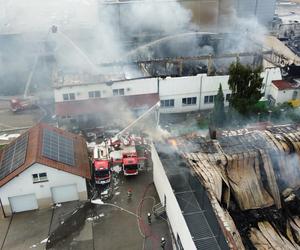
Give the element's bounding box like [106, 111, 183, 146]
[51, 184, 79, 204]
[9, 194, 38, 213]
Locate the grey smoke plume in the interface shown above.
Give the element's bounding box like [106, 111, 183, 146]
[0, 0, 270, 96]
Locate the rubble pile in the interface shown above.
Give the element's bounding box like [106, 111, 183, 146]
[175, 125, 300, 249]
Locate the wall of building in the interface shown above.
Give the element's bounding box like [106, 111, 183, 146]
[262, 67, 283, 97]
[54, 67, 282, 115]
[269, 84, 279, 102]
[54, 78, 158, 102]
[0, 163, 87, 216]
[269, 86, 298, 104]
[151, 144, 197, 250]
[159, 74, 231, 113]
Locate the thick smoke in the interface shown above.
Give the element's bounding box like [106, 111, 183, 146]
[120, 0, 193, 35]
[0, 0, 270, 96]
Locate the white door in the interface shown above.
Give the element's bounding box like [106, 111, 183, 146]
[9, 194, 38, 213]
[51, 184, 79, 204]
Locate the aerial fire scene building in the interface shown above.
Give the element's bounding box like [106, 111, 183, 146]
[53, 67, 281, 127]
[53, 74, 160, 127]
[0, 123, 90, 216]
[152, 125, 300, 249]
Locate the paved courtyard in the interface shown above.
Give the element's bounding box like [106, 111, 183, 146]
[0, 169, 172, 250]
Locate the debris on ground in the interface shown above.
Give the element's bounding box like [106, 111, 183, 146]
[91, 199, 104, 205]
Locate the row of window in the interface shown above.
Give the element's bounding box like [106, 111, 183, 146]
[63, 92, 231, 105]
[62, 88, 125, 101]
[161, 97, 197, 108]
[204, 94, 231, 104]
[161, 94, 231, 108]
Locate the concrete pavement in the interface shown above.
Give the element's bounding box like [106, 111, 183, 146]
[0, 217, 11, 249]
[0, 170, 172, 250]
[1, 209, 52, 250]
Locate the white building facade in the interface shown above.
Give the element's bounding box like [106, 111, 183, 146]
[54, 67, 282, 118]
[0, 163, 88, 216]
[269, 80, 300, 105]
[151, 142, 230, 249]
[151, 143, 197, 250]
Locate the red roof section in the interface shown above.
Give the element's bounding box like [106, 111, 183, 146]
[123, 157, 138, 165]
[272, 80, 294, 90]
[55, 93, 159, 116]
[94, 160, 110, 170]
[0, 123, 91, 187]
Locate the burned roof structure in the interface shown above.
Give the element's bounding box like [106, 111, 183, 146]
[172, 125, 300, 249]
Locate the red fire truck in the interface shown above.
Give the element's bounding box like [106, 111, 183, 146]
[93, 145, 111, 184]
[93, 159, 111, 184]
[122, 145, 144, 176]
[10, 97, 37, 112]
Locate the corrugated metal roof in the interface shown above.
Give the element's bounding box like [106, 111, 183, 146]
[156, 143, 228, 250]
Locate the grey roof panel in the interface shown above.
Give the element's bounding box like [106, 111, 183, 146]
[42, 128, 75, 166]
[0, 133, 28, 180]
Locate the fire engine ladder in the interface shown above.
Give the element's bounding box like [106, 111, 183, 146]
[153, 202, 166, 217]
[113, 101, 160, 141]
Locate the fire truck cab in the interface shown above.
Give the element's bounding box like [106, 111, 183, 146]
[93, 145, 111, 184]
[122, 146, 139, 176]
[93, 159, 111, 184]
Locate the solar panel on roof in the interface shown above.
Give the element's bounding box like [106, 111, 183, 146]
[0, 133, 28, 180]
[42, 128, 75, 166]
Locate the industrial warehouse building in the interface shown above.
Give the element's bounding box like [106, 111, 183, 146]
[152, 124, 300, 249]
[53, 67, 282, 126]
[151, 142, 229, 249]
[0, 123, 90, 217]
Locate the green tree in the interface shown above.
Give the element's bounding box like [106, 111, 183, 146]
[228, 62, 263, 115]
[212, 84, 226, 127]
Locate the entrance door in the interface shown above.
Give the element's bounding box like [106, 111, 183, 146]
[51, 184, 79, 204]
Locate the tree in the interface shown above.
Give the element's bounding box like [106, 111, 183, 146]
[212, 84, 226, 127]
[228, 62, 263, 116]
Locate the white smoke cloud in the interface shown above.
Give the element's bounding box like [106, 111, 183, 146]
[0, 0, 271, 96]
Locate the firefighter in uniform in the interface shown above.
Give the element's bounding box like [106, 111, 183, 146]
[147, 212, 152, 225]
[127, 188, 132, 198]
[161, 237, 166, 249]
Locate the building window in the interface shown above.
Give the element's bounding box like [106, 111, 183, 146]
[88, 91, 101, 99]
[204, 95, 215, 104]
[226, 94, 231, 102]
[113, 88, 125, 96]
[160, 99, 175, 108]
[62, 93, 75, 101]
[32, 173, 48, 183]
[182, 97, 197, 106]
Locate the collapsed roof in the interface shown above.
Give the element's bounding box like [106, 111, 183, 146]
[172, 124, 300, 249]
